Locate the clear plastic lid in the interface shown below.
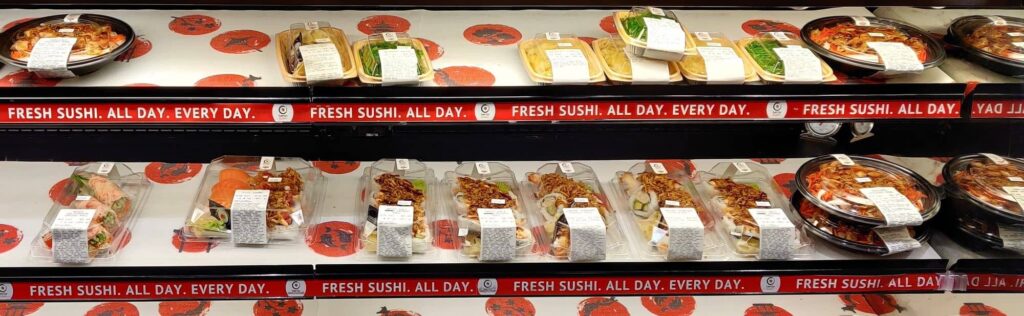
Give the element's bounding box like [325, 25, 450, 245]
[6, 14, 130, 62]
[944, 154, 1024, 221]
[738, 32, 834, 80]
[795, 194, 927, 255]
[610, 162, 725, 260]
[183, 156, 324, 244]
[695, 162, 812, 259]
[796, 155, 940, 226]
[31, 162, 151, 264]
[518, 33, 605, 83]
[354, 32, 432, 81]
[358, 159, 440, 258]
[678, 32, 757, 81]
[949, 15, 1024, 64]
[613, 7, 695, 59]
[801, 16, 944, 70]
[522, 162, 630, 261]
[279, 21, 355, 79]
[591, 37, 682, 82]
[443, 162, 539, 261]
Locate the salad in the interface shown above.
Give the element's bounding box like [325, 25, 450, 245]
[526, 171, 610, 258]
[280, 22, 354, 79]
[450, 175, 534, 258]
[617, 167, 714, 255]
[519, 34, 604, 83]
[365, 173, 432, 254]
[191, 167, 304, 235]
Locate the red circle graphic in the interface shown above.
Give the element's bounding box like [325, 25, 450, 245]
[416, 38, 444, 61]
[464, 24, 523, 46]
[600, 15, 617, 34]
[48, 177, 75, 205]
[433, 219, 459, 250]
[641, 296, 696, 316]
[2, 17, 35, 32]
[0, 224, 23, 254]
[744, 304, 791, 316]
[158, 301, 211, 316]
[145, 162, 202, 184]
[117, 36, 152, 62]
[0, 70, 62, 87]
[960, 303, 1007, 316]
[313, 161, 361, 174]
[172, 229, 218, 253]
[252, 300, 302, 316]
[357, 15, 411, 35]
[169, 15, 221, 36]
[85, 302, 139, 316]
[434, 66, 495, 87]
[485, 297, 536, 316]
[578, 297, 629, 316]
[0, 302, 43, 315]
[306, 221, 360, 257]
[194, 74, 260, 87]
[741, 20, 800, 36]
[210, 30, 270, 54]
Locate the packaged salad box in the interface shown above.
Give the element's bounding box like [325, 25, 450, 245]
[613, 6, 695, 61]
[737, 31, 837, 83]
[358, 159, 448, 260]
[274, 21, 357, 83]
[518, 33, 605, 85]
[352, 32, 433, 85]
[801, 16, 944, 78]
[678, 32, 758, 84]
[592, 37, 682, 84]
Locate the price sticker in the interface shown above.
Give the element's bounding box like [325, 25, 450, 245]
[377, 205, 414, 258]
[259, 157, 275, 170]
[695, 32, 713, 42]
[64, 14, 81, 23]
[875, 227, 921, 255]
[478, 208, 517, 261]
[563, 207, 606, 262]
[859, 187, 924, 226]
[1009, 177, 1024, 182]
[299, 43, 344, 82]
[850, 16, 871, 26]
[52, 208, 96, 263]
[396, 159, 410, 170]
[772, 46, 824, 83]
[96, 162, 115, 175]
[856, 177, 872, 183]
[475, 162, 491, 175]
[303, 21, 321, 30]
[546, 49, 590, 84]
[558, 162, 575, 174]
[624, 48, 670, 83]
[697, 46, 744, 84]
[755, 201, 772, 207]
[490, 198, 506, 205]
[231, 190, 271, 245]
[647, 7, 665, 16]
[748, 208, 795, 260]
[1003, 186, 1024, 210]
[642, 17, 686, 59]
[27, 37, 77, 78]
[382, 32, 399, 42]
[649, 162, 668, 174]
[545, 32, 561, 40]
[832, 154, 856, 166]
[769, 32, 791, 41]
[733, 162, 752, 173]
[998, 223, 1024, 253]
[866, 42, 924, 73]
[660, 207, 704, 260]
[379, 47, 419, 85]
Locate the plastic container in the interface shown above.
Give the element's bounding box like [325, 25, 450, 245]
[522, 162, 630, 261]
[274, 21, 357, 83]
[801, 16, 945, 78]
[946, 15, 1024, 78]
[795, 155, 941, 226]
[694, 162, 812, 259]
[677, 32, 758, 84]
[609, 162, 724, 260]
[942, 153, 1024, 225]
[612, 7, 696, 61]
[592, 37, 683, 84]
[736, 32, 837, 83]
[518, 33, 606, 84]
[352, 32, 433, 85]
[358, 159, 444, 259]
[943, 203, 1024, 254]
[183, 156, 324, 244]
[442, 161, 539, 261]
[794, 193, 929, 255]
[30, 162, 151, 264]
[0, 14, 135, 76]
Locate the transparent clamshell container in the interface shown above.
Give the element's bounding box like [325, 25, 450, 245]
[942, 153, 1024, 225]
[183, 156, 324, 244]
[518, 33, 606, 84]
[442, 162, 541, 262]
[609, 162, 726, 261]
[521, 162, 631, 261]
[736, 32, 837, 83]
[677, 32, 758, 83]
[947, 15, 1024, 77]
[800, 16, 945, 77]
[352, 32, 434, 84]
[794, 193, 928, 255]
[31, 162, 151, 264]
[592, 37, 683, 84]
[357, 159, 447, 261]
[693, 162, 812, 259]
[274, 21, 357, 83]
[612, 6, 695, 61]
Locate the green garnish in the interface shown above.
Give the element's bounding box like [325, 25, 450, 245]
[89, 231, 107, 247]
[196, 217, 226, 232]
[620, 11, 676, 41]
[71, 175, 93, 196]
[411, 179, 428, 193]
[495, 182, 511, 194]
[744, 40, 785, 75]
[359, 41, 427, 77]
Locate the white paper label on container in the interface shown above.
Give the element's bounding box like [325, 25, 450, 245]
[96, 162, 114, 175]
[268, 177, 282, 183]
[1008, 32, 1024, 37]
[694, 32, 713, 42]
[697, 46, 744, 84]
[649, 162, 668, 174]
[1014, 42, 1024, 49]
[997, 223, 1024, 252]
[850, 16, 871, 26]
[573, 197, 589, 204]
[868, 32, 885, 38]
[772, 46, 824, 83]
[64, 14, 81, 23]
[478, 208, 517, 261]
[377, 205, 414, 257]
[458, 227, 469, 237]
[27, 37, 77, 79]
[624, 48, 670, 83]
[660, 207, 704, 260]
[303, 21, 322, 30]
[733, 162, 752, 173]
[75, 195, 91, 201]
[755, 201, 772, 207]
[648, 7, 665, 16]
[231, 190, 270, 245]
[664, 200, 681, 207]
[563, 207, 606, 262]
[545, 32, 561, 40]
[490, 199, 506, 205]
[259, 156, 274, 170]
[832, 154, 856, 166]
[643, 17, 686, 56]
[397, 200, 412, 206]
[769, 32, 791, 41]
[981, 153, 1009, 165]
[299, 43, 343, 82]
[58, 28, 75, 34]
[859, 187, 924, 226]
[856, 177, 872, 183]
[379, 47, 419, 85]
[382, 32, 399, 42]
[290, 209, 304, 226]
[558, 162, 575, 174]
[557, 43, 572, 47]
[1003, 186, 1024, 209]
[866, 42, 924, 73]
[395, 158, 410, 170]
[546, 49, 590, 84]
[875, 226, 921, 255]
[748, 208, 795, 259]
[1009, 177, 1024, 182]
[987, 16, 1008, 26]
[52, 208, 95, 263]
[475, 162, 491, 175]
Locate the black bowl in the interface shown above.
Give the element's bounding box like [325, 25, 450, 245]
[0, 14, 135, 76]
[792, 193, 930, 255]
[801, 16, 945, 78]
[946, 15, 1024, 78]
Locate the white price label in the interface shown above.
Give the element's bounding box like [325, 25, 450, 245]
[545, 32, 561, 40]
[231, 190, 271, 245]
[733, 162, 752, 173]
[475, 162, 491, 175]
[748, 208, 795, 260]
[58, 28, 75, 34]
[832, 154, 856, 166]
[491, 198, 506, 205]
[396, 158, 410, 170]
[1008, 32, 1024, 37]
[649, 162, 668, 174]
[694, 32, 713, 41]
[660, 207, 704, 260]
[382, 32, 399, 42]
[379, 47, 420, 85]
[642, 17, 686, 56]
[1009, 176, 1024, 182]
[772, 46, 824, 83]
[397, 200, 412, 206]
[259, 156, 274, 170]
[573, 197, 589, 204]
[868, 32, 885, 38]
[1003, 186, 1024, 210]
[850, 16, 871, 26]
[96, 162, 114, 175]
[856, 177, 872, 183]
[377, 205, 414, 258]
[64, 14, 81, 23]
[998, 223, 1024, 253]
[769, 32, 791, 41]
[52, 209, 96, 263]
[75, 195, 91, 201]
[299, 43, 344, 82]
[563, 207, 606, 262]
[875, 226, 921, 255]
[647, 7, 665, 16]
[755, 201, 772, 207]
[981, 153, 1009, 165]
[268, 177, 282, 183]
[558, 162, 575, 174]
[859, 187, 924, 226]
[478, 208, 517, 261]
[546, 49, 590, 84]
[664, 200, 681, 207]
[303, 21, 320, 30]
[624, 48, 670, 83]
[27, 37, 77, 78]
[697, 46, 744, 84]
[290, 209, 304, 226]
[866, 42, 924, 73]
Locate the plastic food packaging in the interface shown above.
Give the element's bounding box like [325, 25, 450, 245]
[592, 37, 682, 84]
[795, 154, 940, 227]
[443, 162, 539, 262]
[942, 153, 1024, 225]
[522, 162, 630, 261]
[612, 6, 695, 61]
[736, 31, 837, 83]
[794, 193, 928, 255]
[610, 162, 725, 261]
[358, 159, 445, 259]
[677, 32, 758, 84]
[801, 16, 944, 78]
[31, 162, 150, 264]
[183, 156, 324, 244]
[518, 32, 606, 85]
[352, 32, 433, 85]
[946, 15, 1024, 78]
[274, 21, 356, 83]
[0, 14, 135, 76]
[694, 162, 812, 259]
